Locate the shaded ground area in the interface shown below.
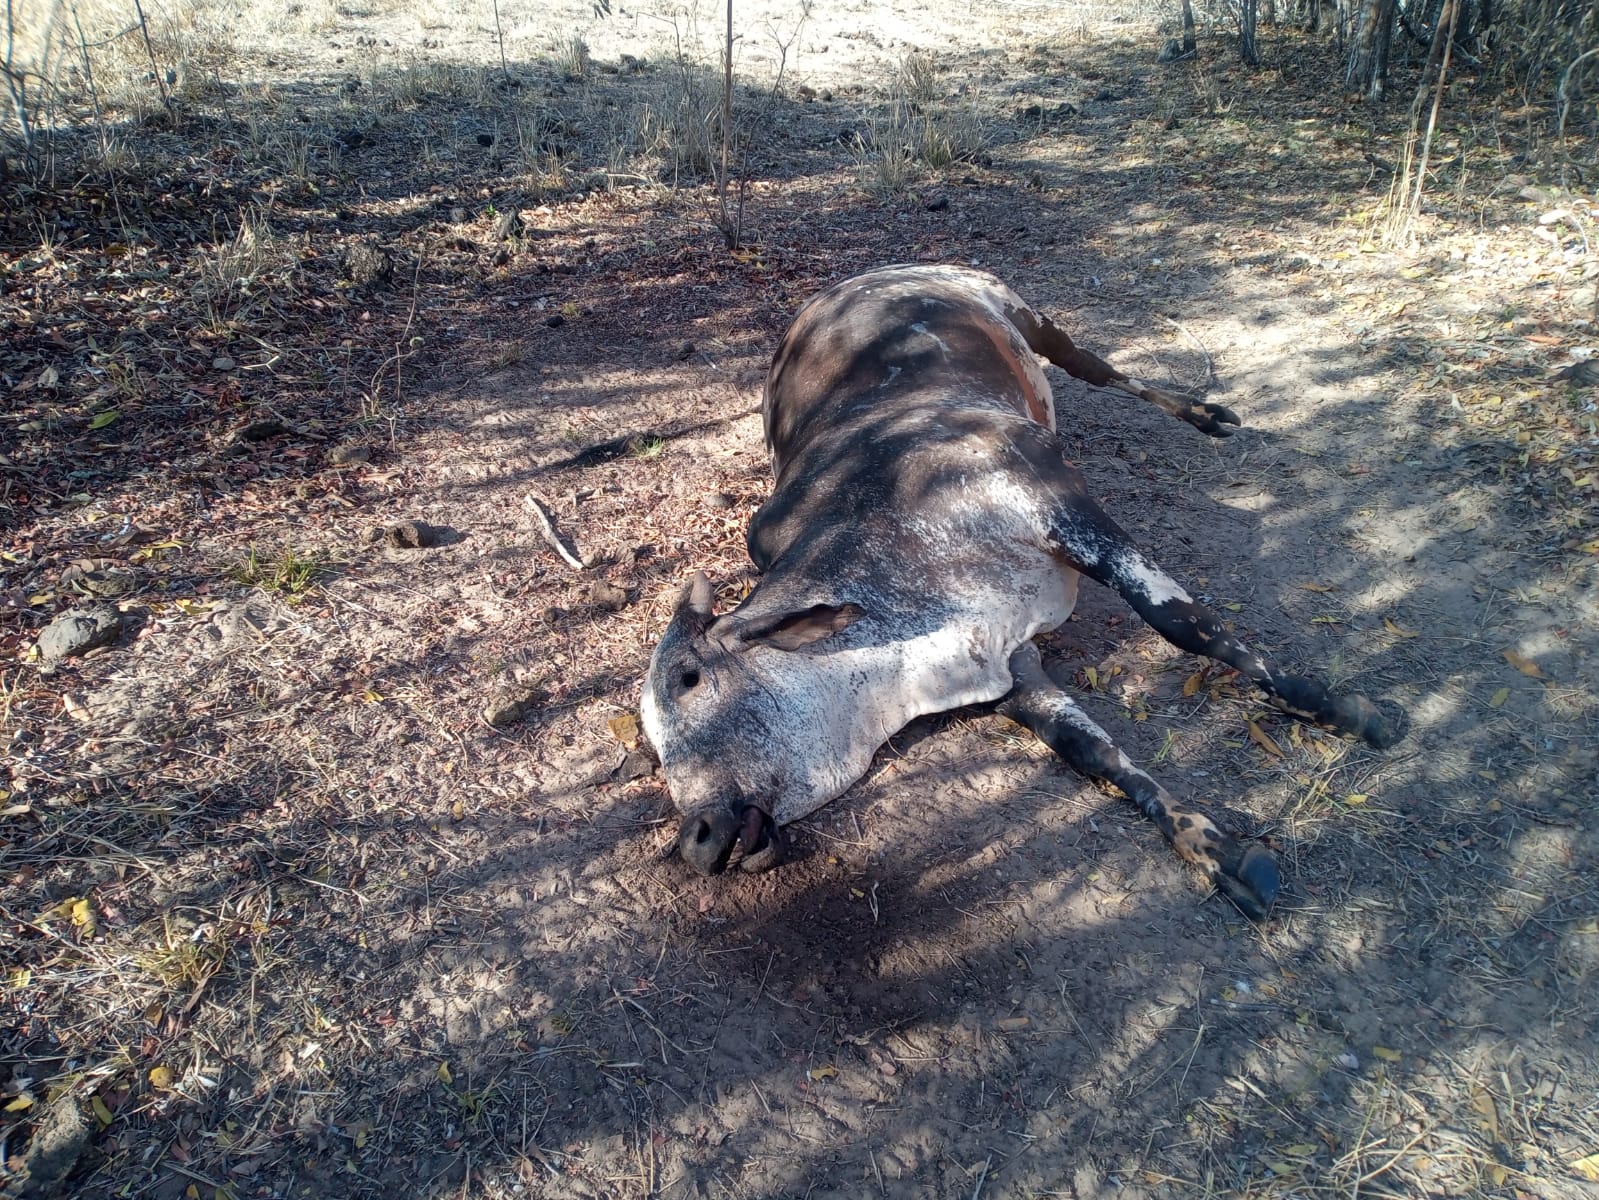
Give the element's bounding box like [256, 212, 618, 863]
[3, 2, 1598, 1197]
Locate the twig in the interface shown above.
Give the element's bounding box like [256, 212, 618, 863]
[524, 495, 584, 570]
[971, 1155, 991, 1199]
[131, 0, 172, 112]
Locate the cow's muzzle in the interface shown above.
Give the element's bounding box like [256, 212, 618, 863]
[678, 805, 786, 875]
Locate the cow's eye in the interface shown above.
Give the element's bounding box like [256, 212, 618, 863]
[680, 669, 701, 690]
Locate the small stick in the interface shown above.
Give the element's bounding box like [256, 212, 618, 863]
[524, 494, 584, 570]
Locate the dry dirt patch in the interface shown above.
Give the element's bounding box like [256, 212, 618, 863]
[3, 2, 1599, 1198]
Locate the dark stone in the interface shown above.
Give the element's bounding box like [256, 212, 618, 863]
[543, 313, 565, 329]
[237, 419, 290, 442]
[37, 604, 123, 662]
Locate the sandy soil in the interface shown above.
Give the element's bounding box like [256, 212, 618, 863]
[3, 1, 1598, 1198]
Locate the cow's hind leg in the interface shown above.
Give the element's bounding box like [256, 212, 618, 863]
[999, 643, 1279, 920]
[1049, 496, 1407, 749]
[1002, 302, 1242, 438]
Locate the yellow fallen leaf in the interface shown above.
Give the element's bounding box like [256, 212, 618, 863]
[1486, 1164, 1508, 1186]
[4, 1096, 32, 1112]
[149, 1065, 175, 1090]
[1282, 1143, 1319, 1156]
[1223, 602, 1243, 611]
[1502, 650, 1542, 677]
[1247, 721, 1284, 758]
[1182, 670, 1206, 698]
[186, 1186, 201, 1200]
[1574, 917, 1598, 934]
[8, 968, 30, 989]
[1489, 687, 1510, 708]
[1382, 617, 1418, 638]
[92, 1095, 114, 1126]
[1572, 1152, 1599, 1182]
[607, 713, 640, 747]
[437, 1062, 453, 1085]
[70, 898, 93, 926]
[1084, 666, 1098, 690]
[1372, 1046, 1401, 1062]
[1344, 793, 1369, 805]
[807, 1065, 838, 1082]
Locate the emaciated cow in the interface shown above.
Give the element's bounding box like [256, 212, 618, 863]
[641, 265, 1405, 919]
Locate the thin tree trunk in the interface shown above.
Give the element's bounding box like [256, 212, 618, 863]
[1182, 0, 1197, 52]
[1239, 0, 1259, 64]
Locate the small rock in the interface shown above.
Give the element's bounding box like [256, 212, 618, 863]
[449, 206, 468, 224]
[705, 491, 735, 509]
[340, 241, 395, 291]
[36, 604, 123, 662]
[493, 208, 521, 239]
[617, 748, 657, 781]
[543, 313, 565, 329]
[237, 418, 290, 442]
[328, 443, 372, 466]
[483, 686, 540, 727]
[584, 579, 629, 611]
[61, 561, 136, 597]
[477, 132, 495, 147]
[674, 341, 695, 361]
[212, 356, 236, 371]
[9, 1090, 92, 1200]
[373, 520, 442, 549]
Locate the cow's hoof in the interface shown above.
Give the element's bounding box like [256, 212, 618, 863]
[1359, 698, 1409, 750]
[678, 808, 740, 876]
[1212, 842, 1279, 922]
[1188, 400, 1241, 437]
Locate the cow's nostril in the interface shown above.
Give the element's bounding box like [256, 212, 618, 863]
[692, 818, 713, 844]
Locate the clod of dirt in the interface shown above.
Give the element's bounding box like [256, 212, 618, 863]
[340, 241, 394, 291]
[925, 195, 949, 211]
[705, 491, 735, 510]
[583, 579, 629, 612]
[60, 560, 136, 598]
[543, 313, 565, 329]
[483, 685, 542, 728]
[371, 520, 444, 549]
[6, 1091, 91, 1200]
[674, 341, 695, 361]
[327, 443, 372, 466]
[493, 208, 521, 239]
[617, 748, 657, 781]
[36, 604, 124, 662]
[235, 419, 290, 443]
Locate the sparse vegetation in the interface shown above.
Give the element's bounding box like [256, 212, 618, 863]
[1, 2, 1597, 1198]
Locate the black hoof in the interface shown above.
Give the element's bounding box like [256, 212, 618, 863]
[1193, 402, 1242, 437]
[1360, 698, 1409, 750]
[1213, 842, 1280, 921]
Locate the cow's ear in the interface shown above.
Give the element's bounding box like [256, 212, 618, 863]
[667, 571, 717, 634]
[729, 603, 865, 651]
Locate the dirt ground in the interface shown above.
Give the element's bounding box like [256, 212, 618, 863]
[3, 1, 1599, 1197]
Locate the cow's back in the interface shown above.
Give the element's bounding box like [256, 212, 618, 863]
[762, 265, 1055, 480]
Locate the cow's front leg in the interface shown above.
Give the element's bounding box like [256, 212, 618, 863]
[1048, 499, 1407, 749]
[998, 643, 1279, 920]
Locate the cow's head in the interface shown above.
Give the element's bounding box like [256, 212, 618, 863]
[641, 573, 864, 876]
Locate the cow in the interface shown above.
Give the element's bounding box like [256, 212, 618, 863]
[641, 264, 1405, 919]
